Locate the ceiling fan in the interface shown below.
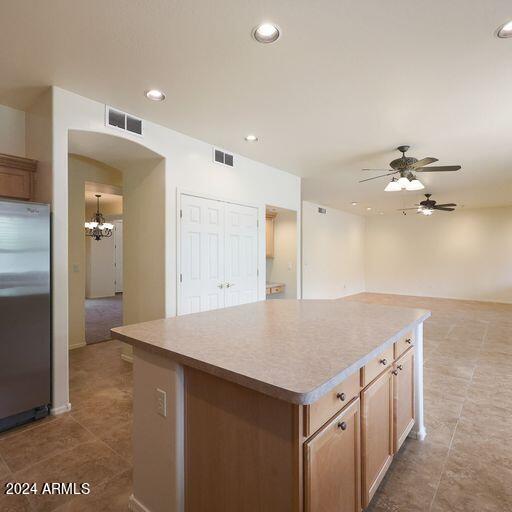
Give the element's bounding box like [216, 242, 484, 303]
[359, 146, 461, 191]
[399, 194, 457, 216]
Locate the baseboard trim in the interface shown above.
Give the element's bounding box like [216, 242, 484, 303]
[69, 341, 86, 350]
[121, 353, 134, 364]
[129, 495, 152, 512]
[51, 403, 71, 415]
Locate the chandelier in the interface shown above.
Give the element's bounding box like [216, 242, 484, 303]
[84, 194, 113, 241]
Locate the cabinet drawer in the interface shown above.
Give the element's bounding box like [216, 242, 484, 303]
[394, 333, 413, 359]
[361, 345, 394, 388]
[305, 372, 360, 436]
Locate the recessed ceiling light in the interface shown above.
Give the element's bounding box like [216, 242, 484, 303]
[145, 89, 166, 102]
[366, 207, 372, 211]
[253, 23, 280, 44]
[497, 20, 512, 38]
[245, 134, 258, 142]
[351, 202, 358, 206]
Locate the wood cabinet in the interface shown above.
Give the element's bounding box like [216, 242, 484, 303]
[361, 369, 394, 508]
[304, 399, 361, 512]
[0, 153, 37, 201]
[266, 212, 276, 258]
[393, 348, 415, 452]
[305, 371, 359, 437]
[394, 332, 414, 359]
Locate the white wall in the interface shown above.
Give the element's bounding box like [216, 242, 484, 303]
[365, 206, 512, 304]
[266, 208, 298, 299]
[302, 201, 366, 299]
[0, 104, 25, 157]
[49, 86, 301, 415]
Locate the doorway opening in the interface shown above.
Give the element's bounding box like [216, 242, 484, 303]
[265, 205, 298, 299]
[84, 185, 123, 344]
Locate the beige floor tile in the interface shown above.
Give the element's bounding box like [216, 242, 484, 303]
[0, 416, 94, 473]
[53, 469, 132, 512]
[14, 440, 129, 512]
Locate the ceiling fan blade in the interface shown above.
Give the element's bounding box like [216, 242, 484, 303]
[416, 165, 461, 172]
[434, 207, 455, 211]
[396, 208, 418, 211]
[361, 168, 394, 172]
[410, 157, 438, 169]
[359, 171, 397, 183]
[435, 203, 457, 207]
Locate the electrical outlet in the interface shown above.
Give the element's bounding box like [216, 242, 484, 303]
[156, 388, 167, 417]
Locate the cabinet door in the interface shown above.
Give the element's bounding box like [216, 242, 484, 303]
[361, 370, 393, 508]
[394, 348, 415, 452]
[304, 399, 361, 512]
[0, 167, 32, 200]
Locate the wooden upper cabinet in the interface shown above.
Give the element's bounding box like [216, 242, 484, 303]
[265, 212, 276, 258]
[361, 369, 393, 509]
[0, 153, 37, 201]
[393, 348, 415, 452]
[304, 398, 361, 512]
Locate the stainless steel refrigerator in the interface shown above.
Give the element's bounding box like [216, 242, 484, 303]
[0, 199, 51, 431]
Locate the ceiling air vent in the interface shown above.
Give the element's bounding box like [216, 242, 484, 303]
[105, 106, 143, 136]
[213, 148, 234, 167]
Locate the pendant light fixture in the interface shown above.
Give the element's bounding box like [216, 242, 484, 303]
[85, 194, 114, 241]
[384, 175, 424, 192]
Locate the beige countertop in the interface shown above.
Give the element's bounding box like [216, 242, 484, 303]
[111, 300, 430, 405]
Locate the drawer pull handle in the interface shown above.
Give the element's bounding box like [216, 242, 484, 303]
[338, 421, 347, 431]
[380, 358, 388, 366]
[397, 364, 404, 371]
[392, 370, 398, 376]
[405, 338, 412, 344]
[336, 392, 346, 401]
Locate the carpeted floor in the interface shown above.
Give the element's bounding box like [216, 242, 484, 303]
[85, 294, 123, 344]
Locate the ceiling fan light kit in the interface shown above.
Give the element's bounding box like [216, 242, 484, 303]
[360, 146, 461, 194]
[406, 179, 424, 191]
[384, 178, 401, 192]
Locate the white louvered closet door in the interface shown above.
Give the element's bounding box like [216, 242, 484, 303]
[179, 194, 258, 315]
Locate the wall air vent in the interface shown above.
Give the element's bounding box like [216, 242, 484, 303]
[318, 207, 327, 214]
[105, 106, 143, 136]
[213, 148, 234, 167]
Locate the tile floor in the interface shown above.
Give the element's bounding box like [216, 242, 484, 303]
[0, 340, 132, 511]
[0, 293, 510, 511]
[85, 294, 123, 344]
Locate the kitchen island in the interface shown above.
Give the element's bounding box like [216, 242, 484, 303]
[112, 299, 430, 512]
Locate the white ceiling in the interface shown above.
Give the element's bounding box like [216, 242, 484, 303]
[2, 1, 512, 213]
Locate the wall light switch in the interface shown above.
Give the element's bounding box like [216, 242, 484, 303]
[156, 388, 167, 417]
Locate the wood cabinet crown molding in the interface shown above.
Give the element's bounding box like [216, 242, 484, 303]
[0, 153, 38, 172]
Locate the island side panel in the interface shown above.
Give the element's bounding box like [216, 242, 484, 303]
[131, 346, 185, 512]
[184, 367, 303, 512]
[410, 321, 427, 441]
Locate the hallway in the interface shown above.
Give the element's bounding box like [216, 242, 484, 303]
[85, 294, 123, 344]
